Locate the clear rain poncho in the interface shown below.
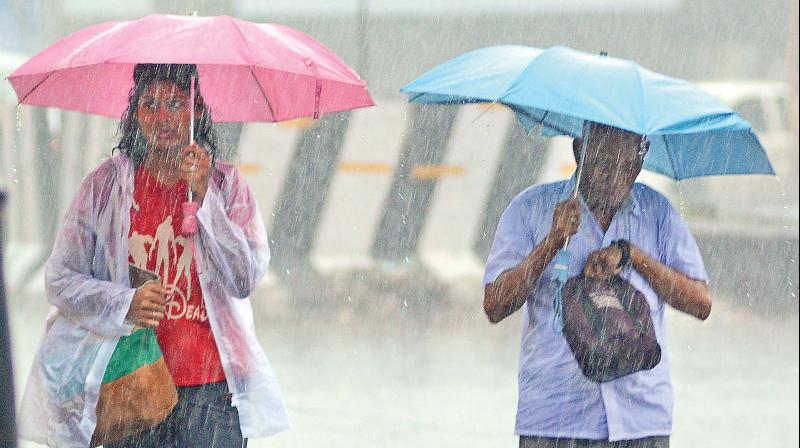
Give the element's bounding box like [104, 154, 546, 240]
[18, 154, 290, 447]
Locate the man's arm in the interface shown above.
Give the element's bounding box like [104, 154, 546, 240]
[630, 246, 711, 320]
[484, 237, 561, 323]
[483, 198, 581, 323]
[583, 243, 711, 320]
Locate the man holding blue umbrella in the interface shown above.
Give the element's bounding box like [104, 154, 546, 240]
[402, 45, 772, 447]
[483, 121, 711, 448]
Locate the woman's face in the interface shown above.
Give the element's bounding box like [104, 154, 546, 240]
[136, 80, 192, 153]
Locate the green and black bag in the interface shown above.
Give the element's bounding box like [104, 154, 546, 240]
[90, 267, 178, 446]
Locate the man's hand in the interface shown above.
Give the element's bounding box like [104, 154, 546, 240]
[484, 199, 581, 324]
[549, 198, 581, 247]
[583, 245, 623, 280]
[127, 282, 167, 328]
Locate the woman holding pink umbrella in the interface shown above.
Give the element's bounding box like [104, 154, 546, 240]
[9, 13, 372, 447]
[18, 63, 290, 447]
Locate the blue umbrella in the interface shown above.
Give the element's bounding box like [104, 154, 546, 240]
[401, 45, 775, 330]
[402, 45, 774, 180]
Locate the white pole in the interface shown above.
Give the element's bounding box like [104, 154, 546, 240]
[572, 121, 590, 200]
[188, 74, 195, 202]
[189, 74, 195, 146]
[562, 120, 591, 250]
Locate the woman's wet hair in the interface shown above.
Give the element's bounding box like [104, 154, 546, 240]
[114, 63, 218, 167]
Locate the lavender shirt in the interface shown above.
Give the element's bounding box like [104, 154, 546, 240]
[483, 177, 708, 441]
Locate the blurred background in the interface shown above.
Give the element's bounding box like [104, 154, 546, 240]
[1, 1, 797, 447]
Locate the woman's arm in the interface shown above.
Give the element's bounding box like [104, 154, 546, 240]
[194, 166, 269, 298]
[45, 171, 136, 336]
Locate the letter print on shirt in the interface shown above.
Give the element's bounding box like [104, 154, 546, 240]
[128, 215, 207, 323]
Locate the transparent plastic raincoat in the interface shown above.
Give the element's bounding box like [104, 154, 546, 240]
[18, 154, 290, 447]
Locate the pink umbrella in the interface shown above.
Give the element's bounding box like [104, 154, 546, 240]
[8, 13, 374, 239]
[7, 14, 374, 122]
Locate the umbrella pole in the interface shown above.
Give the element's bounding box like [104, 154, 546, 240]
[188, 75, 195, 203]
[181, 74, 202, 270]
[562, 121, 590, 250]
[551, 121, 590, 333]
[572, 121, 590, 199]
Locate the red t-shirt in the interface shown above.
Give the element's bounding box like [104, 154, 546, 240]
[128, 166, 225, 386]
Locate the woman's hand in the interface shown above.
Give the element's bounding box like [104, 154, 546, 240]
[127, 282, 167, 328]
[179, 144, 211, 204]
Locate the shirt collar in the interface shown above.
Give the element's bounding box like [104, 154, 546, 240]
[558, 174, 641, 217]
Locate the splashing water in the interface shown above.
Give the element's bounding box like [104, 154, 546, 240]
[12, 105, 22, 184]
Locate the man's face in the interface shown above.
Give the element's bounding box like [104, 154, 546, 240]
[576, 124, 647, 208]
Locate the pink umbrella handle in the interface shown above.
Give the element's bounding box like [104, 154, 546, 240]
[181, 200, 204, 273]
[181, 201, 199, 235]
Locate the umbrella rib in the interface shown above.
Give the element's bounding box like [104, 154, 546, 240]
[227, 18, 278, 120]
[662, 134, 680, 179]
[17, 71, 55, 105]
[408, 92, 425, 103]
[539, 109, 549, 128]
[535, 109, 579, 137]
[249, 67, 278, 120]
[518, 107, 580, 137]
[470, 101, 499, 123]
[227, 17, 255, 64]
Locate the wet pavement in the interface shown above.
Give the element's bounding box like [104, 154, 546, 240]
[9, 277, 798, 448]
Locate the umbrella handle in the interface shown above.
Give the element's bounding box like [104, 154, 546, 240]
[551, 249, 571, 333]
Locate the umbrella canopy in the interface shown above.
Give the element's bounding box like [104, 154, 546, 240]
[7, 14, 374, 122]
[401, 45, 774, 180]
